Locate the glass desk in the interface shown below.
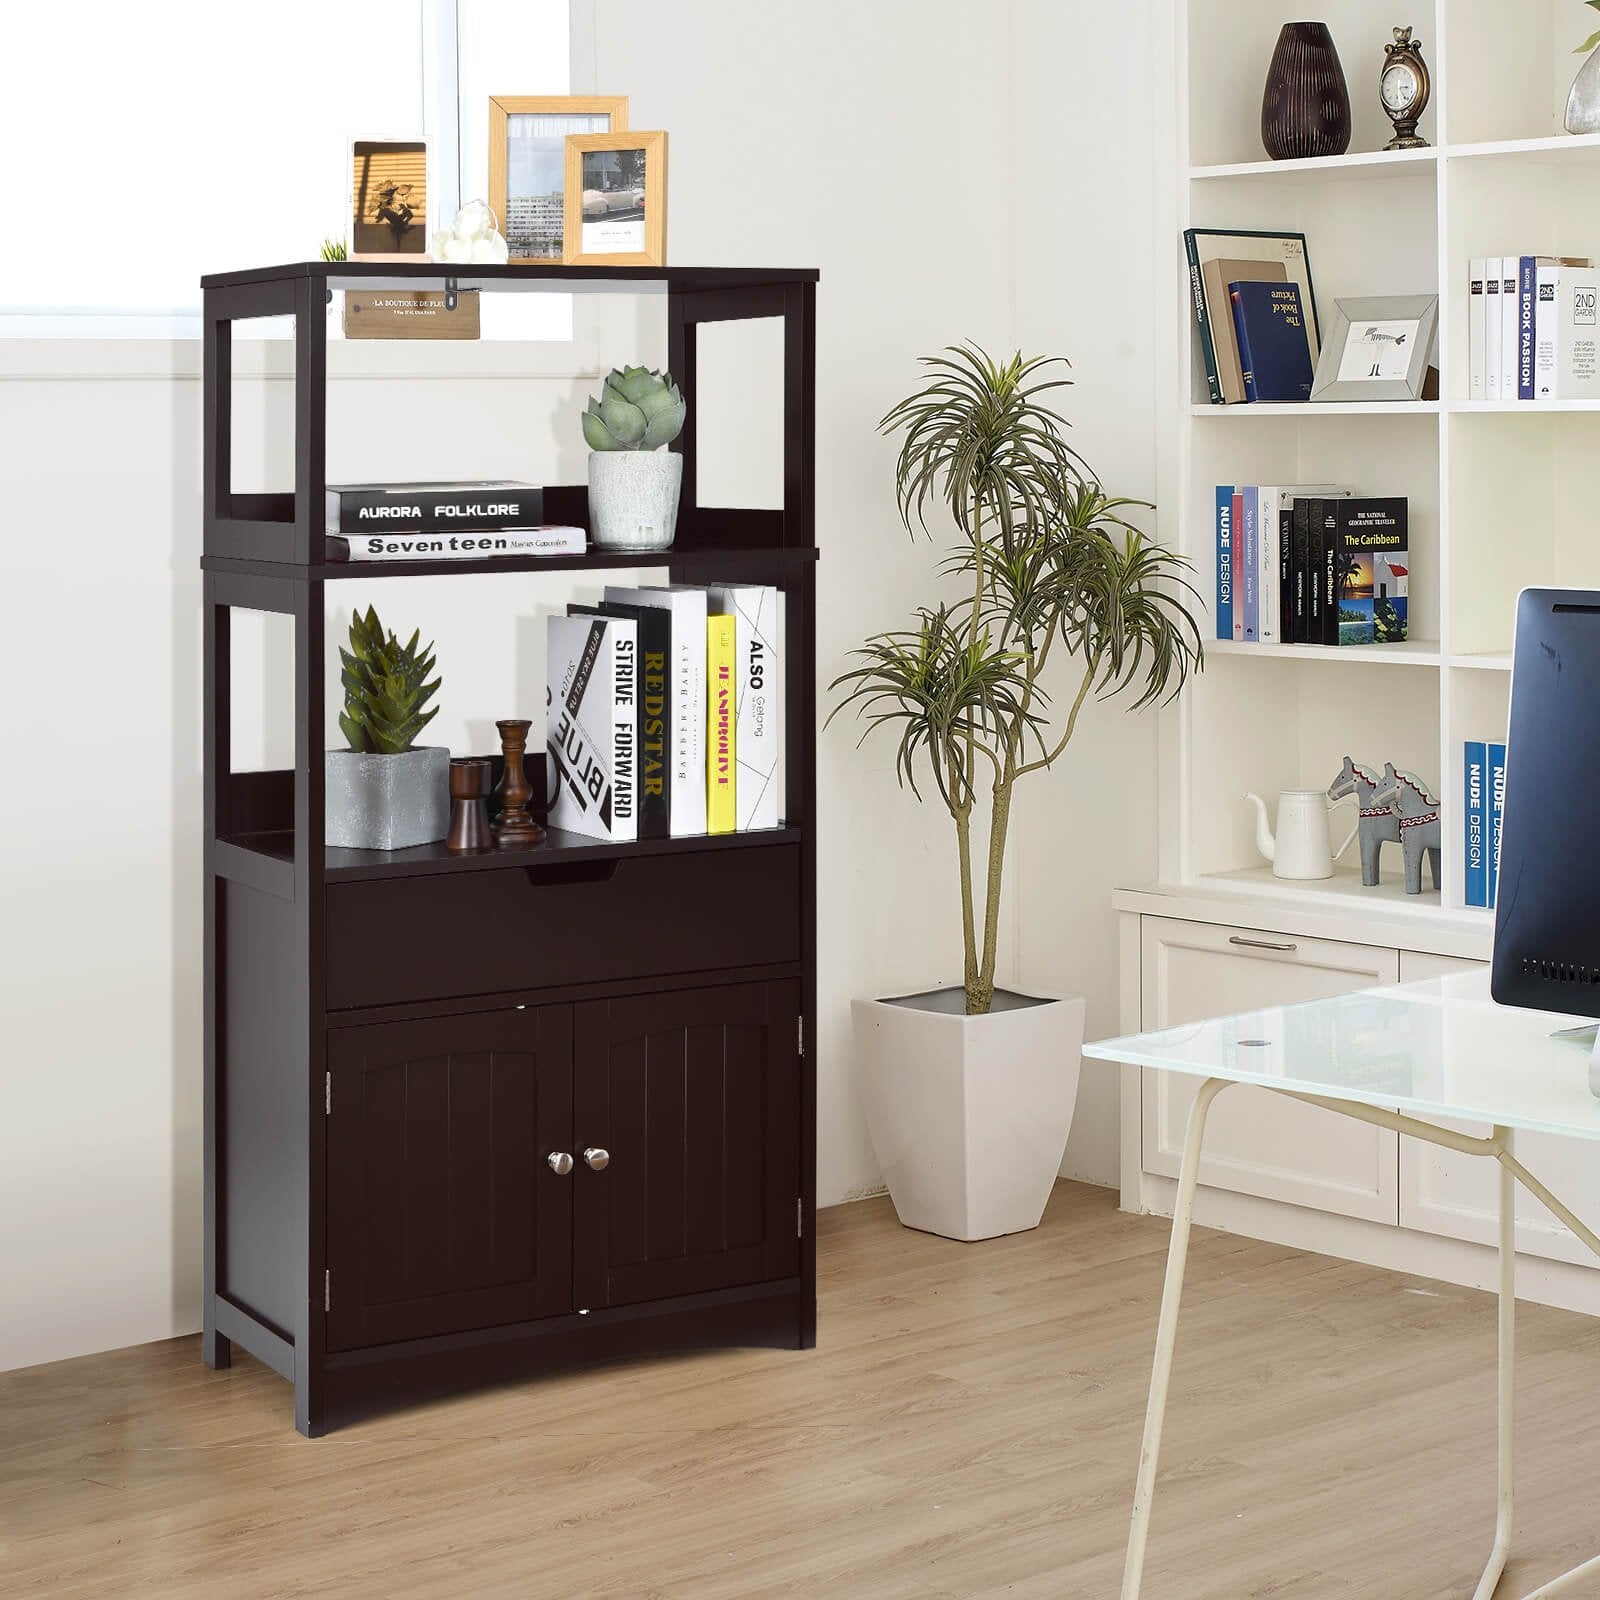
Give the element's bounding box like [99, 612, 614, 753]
[1084, 972, 1600, 1600]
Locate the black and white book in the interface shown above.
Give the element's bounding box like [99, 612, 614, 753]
[568, 602, 671, 839]
[325, 525, 584, 562]
[546, 613, 638, 843]
[603, 585, 706, 836]
[705, 584, 783, 830]
[324, 480, 545, 535]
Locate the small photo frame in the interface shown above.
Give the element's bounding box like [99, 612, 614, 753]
[1310, 294, 1439, 402]
[563, 130, 667, 267]
[350, 140, 427, 260]
[489, 95, 628, 263]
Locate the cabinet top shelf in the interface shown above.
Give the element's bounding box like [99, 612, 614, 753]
[201, 261, 820, 292]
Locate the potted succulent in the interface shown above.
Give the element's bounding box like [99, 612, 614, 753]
[326, 605, 447, 850]
[581, 365, 687, 550]
[834, 345, 1204, 1241]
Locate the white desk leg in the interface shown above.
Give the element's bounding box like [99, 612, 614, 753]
[1473, 1127, 1515, 1600]
[1121, 1076, 1229, 1600]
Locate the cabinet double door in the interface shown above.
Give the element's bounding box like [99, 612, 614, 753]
[325, 979, 801, 1352]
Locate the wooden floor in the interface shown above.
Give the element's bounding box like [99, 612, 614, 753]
[6, 1184, 1600, 1599]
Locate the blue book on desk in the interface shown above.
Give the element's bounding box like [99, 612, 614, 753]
[1229, 280, 1314, 402]
[1488, 741, 1507, 908]
[1464, 740, 1487, 908]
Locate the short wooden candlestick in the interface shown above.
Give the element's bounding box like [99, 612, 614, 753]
[493, 717, 545, 848]
[445, 757, 495, 853]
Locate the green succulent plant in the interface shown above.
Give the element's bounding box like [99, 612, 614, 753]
[582, 365, 687, 451]
[320, 236, 349, 261]
[1581, 0, 1600, 55]
[338, 606, 442, 755]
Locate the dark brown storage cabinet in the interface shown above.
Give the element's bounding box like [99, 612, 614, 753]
[200, 262, 818, 1435]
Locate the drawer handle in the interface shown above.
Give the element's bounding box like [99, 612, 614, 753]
[584, 1147, 610, 1171]
[1229, 935, 1298, 953]
[523, 859, 620, 888]
[547, 1151, 574, 1176]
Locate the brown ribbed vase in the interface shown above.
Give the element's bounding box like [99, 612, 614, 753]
[1261, 22, 1351, 161]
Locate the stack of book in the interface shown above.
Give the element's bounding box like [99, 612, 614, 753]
[1214, 487, 1409, 647]
[546, 583, 784, 843]
[1467, 256, 1600, 402]
[1183, 227, 1321, 405]
[1462, 738, 1508, 910]
[324, 481, 584, 561]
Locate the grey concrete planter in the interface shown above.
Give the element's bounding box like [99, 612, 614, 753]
[587, 450, 683, 551]
[325, 746, 449, 850]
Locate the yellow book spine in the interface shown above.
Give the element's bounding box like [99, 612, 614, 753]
[706, 613, 737, 835]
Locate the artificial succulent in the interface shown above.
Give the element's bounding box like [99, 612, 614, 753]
[582, 365, 687, 451]
[338, 606, 442, 755]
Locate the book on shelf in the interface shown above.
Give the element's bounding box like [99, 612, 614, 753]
[706, 584, 783, 830]
[1229, 280, 1315, 403]
[706, 612, 737, 835]
[1464, 739, 1488, 908]
[324, 525, 585, 562]
[1488, 740, 1507, 908]
[1231, 490, 1245, 640]
[324, 480, 544, 534]
[1536, 260, 1600, 401]
[1468, 260, 1487, 404]
[1201, 256, 1287, 404]
[546, 612, 638, 844]
[1213, 486, 1234, 640]
[1239, 489, 1258, 642]
[569, 603, 671, 840]
[1315, 497, 1408, 646]
[1183, 228, 1320, 405]
[604, 584, 707, 837]
[1272, 485, 1350, 644]
[1496, 257, 1518, 402]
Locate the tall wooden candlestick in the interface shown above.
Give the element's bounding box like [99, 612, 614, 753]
[493, 717, 545, 847]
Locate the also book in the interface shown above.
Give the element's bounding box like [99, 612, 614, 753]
[546, 613, 638, 843]
[706, 613, 737, 835]
[707, 584, 783, 830]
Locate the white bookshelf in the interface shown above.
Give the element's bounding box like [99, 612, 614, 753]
[1159, 0, 1600, 943]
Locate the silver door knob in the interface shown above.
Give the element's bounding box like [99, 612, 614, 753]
[584, 1147, 610, 1170]
[547, 1151, 574, 1175]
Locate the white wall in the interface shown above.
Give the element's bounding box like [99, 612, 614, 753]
[0, 0, 1163, 1372]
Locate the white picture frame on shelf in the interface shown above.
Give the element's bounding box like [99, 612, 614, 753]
[1310, 294, 1438, 403]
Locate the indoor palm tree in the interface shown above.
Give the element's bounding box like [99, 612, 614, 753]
[833, 344, 1204, 1017]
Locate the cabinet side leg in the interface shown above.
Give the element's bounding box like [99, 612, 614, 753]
[1121, 1076, 1228, 1600]
[202, 1317, 231, 1370]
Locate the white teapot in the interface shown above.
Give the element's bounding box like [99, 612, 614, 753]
[1244, 788, 1358, 881]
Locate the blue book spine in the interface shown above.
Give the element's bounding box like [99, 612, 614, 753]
[1215, 485, 1233, 640]
[1230, 281, 1314, 402]
[1240, 489, 1258, 642]
[1519, 258, 1537, 401]
[1488, 741, 1508, 908]
[1463, 741, 1487, 908]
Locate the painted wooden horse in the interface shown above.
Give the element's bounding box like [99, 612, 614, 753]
[1369, 762, 1443, 895]
[1326, 756, 1400, 887]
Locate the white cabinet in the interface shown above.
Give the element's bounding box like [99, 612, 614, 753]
[1140, 916, 1399, 1221]
[1397, 951, 1600, 1265]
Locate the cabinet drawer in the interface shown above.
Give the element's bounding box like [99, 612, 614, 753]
[326, 845, 801, 1010]
[1140, 915, 1400, 1223]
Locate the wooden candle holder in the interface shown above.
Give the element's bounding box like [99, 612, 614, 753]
[493, 717, 545, 848]
[445, 757, 495, 852]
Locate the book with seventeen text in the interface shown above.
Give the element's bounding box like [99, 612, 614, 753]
[569, 603, 671, 839]
[546, 613, 637, 843]
[605, 585, 707, 836]
[706, 584, 783, 830]
[325, 525, 584, 562]
[706, 613, 737, 835]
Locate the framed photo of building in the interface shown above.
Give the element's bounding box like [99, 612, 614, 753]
[488, 95, 628, 263]
[562, 131, 667, 267]
[350, 140, 427, 260]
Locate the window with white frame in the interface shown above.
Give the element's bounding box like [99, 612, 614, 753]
[0, 0, 568, 336]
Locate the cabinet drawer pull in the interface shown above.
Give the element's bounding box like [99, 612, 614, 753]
[584, 1147, 610, 1171]
[547, 1151, 574, 1176]
[1228, 935, 1298, 953]
[523, 859, 620, 888]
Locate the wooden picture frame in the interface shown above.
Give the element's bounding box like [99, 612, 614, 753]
[488, 95, 628, 263]
[349, 140, 428, 261]
[1310, 294, 1439, 403]
[562, 130, 668, 267]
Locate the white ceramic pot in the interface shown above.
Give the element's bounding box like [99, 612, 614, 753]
[851, 986, 1087, 1241]
[587, 450, 683, 551]
[325, 746, 449, 850]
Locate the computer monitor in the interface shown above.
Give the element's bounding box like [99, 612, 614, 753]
[1491, 587, 1600, 1090]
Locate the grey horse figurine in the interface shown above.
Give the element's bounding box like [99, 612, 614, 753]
[1370, 762, 1442, 895]
[1327, 756, 1400, 887]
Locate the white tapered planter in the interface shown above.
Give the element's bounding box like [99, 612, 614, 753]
[852, 987, 1086, 1241]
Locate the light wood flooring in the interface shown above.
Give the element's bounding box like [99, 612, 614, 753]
[6, 1182, 1600, 1598]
